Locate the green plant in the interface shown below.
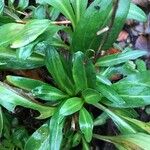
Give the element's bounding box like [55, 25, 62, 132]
[0, 0, 150, 149]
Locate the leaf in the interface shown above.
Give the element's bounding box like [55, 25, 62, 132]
[0, 107, 3, 137]
[71, 0, 113, 52]
[79, 107, 93, 142]
[93, 103, 136, 134]
[70, 0, 88, 23]
[16, 41, 38, 60]
[49, 109, 65, 150]
[94, 112, 108, 126]
[47, 0, 76, 29]
[7, 76, 48, 91]
[96, 82, 125, 106]
[0, 0, 4, 15]
[17, 0, 29, 10]
[111, 81, 150, 108]
[102, 0, 131, 49]
[0, 82, 55, 119]
[85, 59, 96, 88]
[72, 132, 82, 147]
[96, 74, 112, 86]
[93, 133, 150, 150]
[0, 48, 44, 69]
[135, 59, 147, 72]
[46, 46, 75, 95]
[32, 85, 68, 102]
[127, 3, 147, 22]
[122, 116, 150, 134]
[72, 51, 88, 93]
[0, 23, 24, 47]
[96, 50, 147, 67]
[82, 88, 102, 104]
[11, 19, 50, 48]
[59, 97, 83, 116]
[25, 123, 50, 150]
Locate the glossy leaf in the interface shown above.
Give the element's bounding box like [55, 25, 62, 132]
[127, 3, 147, 22]
[96, 82, 125, 106]
[16, 41, 38, 60]
[46, 46, 74, 95]
[32, 85, 68, 101]
[94, 112, 108, 126]
[25, 123, 50, 150]
[93, 133, 150, 150]
[0, 23, 24, 47]
[96, 74, 112, 86]
[0, 107, 3, 137]
[135, 59, 147, 72]
[11, 19, 50, 48]
[59, 97, 83, 116]
[0, 48, 44, 69]
[96, 50, 147, 67]
[7, 76, 48, 91]
[79, 107, 93, 142]
[0, 0, 4, 15]
[49, 109, 65, 150]
[0, 82, 55, 119]
[102, 0, 130, 49]
[72, 51, 88, 93]
[85, 59, 96, 88]
[93, 103, 136, 134]
[70, 0, 88, 23]
[111, 82, 150, 108]
[72, 132, 82, 147]
[122, 116, 150, 134]
[47, 0, 76, 29]
[82, 88, 102, 104]
[17, 0, 29, 10]
[71, 0, 112, 52]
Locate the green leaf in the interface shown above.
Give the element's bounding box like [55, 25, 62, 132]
[93, 103, 136, 134]
[0, 107, 3, 137]
[79, 107, 93, 142]
[32, 85, 68, 102]
[7, 76, 48, 91]
[72, 51, 88, 93]
[111, 82, 150, 108]
[135, 59, 147, 72]
[49, 109, 65, 150]
[96, 50, 147, 67]
[70, 0, 88, 23]
[25, 123, 50, 150]
[93, 133, 150, 150]
[71, 0, 113, 52]
[17, 0, 29, 10]
[82, 88, 102, 104]
[72, 132, 82, 147]
[82, 137, 90, 150]
[59, 97, 83, 116]
[96, 82, 125, 106]
[102, 0, 131, 49]
[85, 59, 96, 88]
[0, 48, 44, 69]
[47, 0, 76, 29]
[0, 0, 4, 15]
[94, 112, 108, 126]
[122, 116, 150, 134]
[46, 46, 75, 95]
[11, 19, 50, 48]
[96, 74, 112, 86]
[0, 23, 24, 47]
[16, 41, 38, 60]
[127, 3, 147, 22]
[0, 82, 55, 119]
